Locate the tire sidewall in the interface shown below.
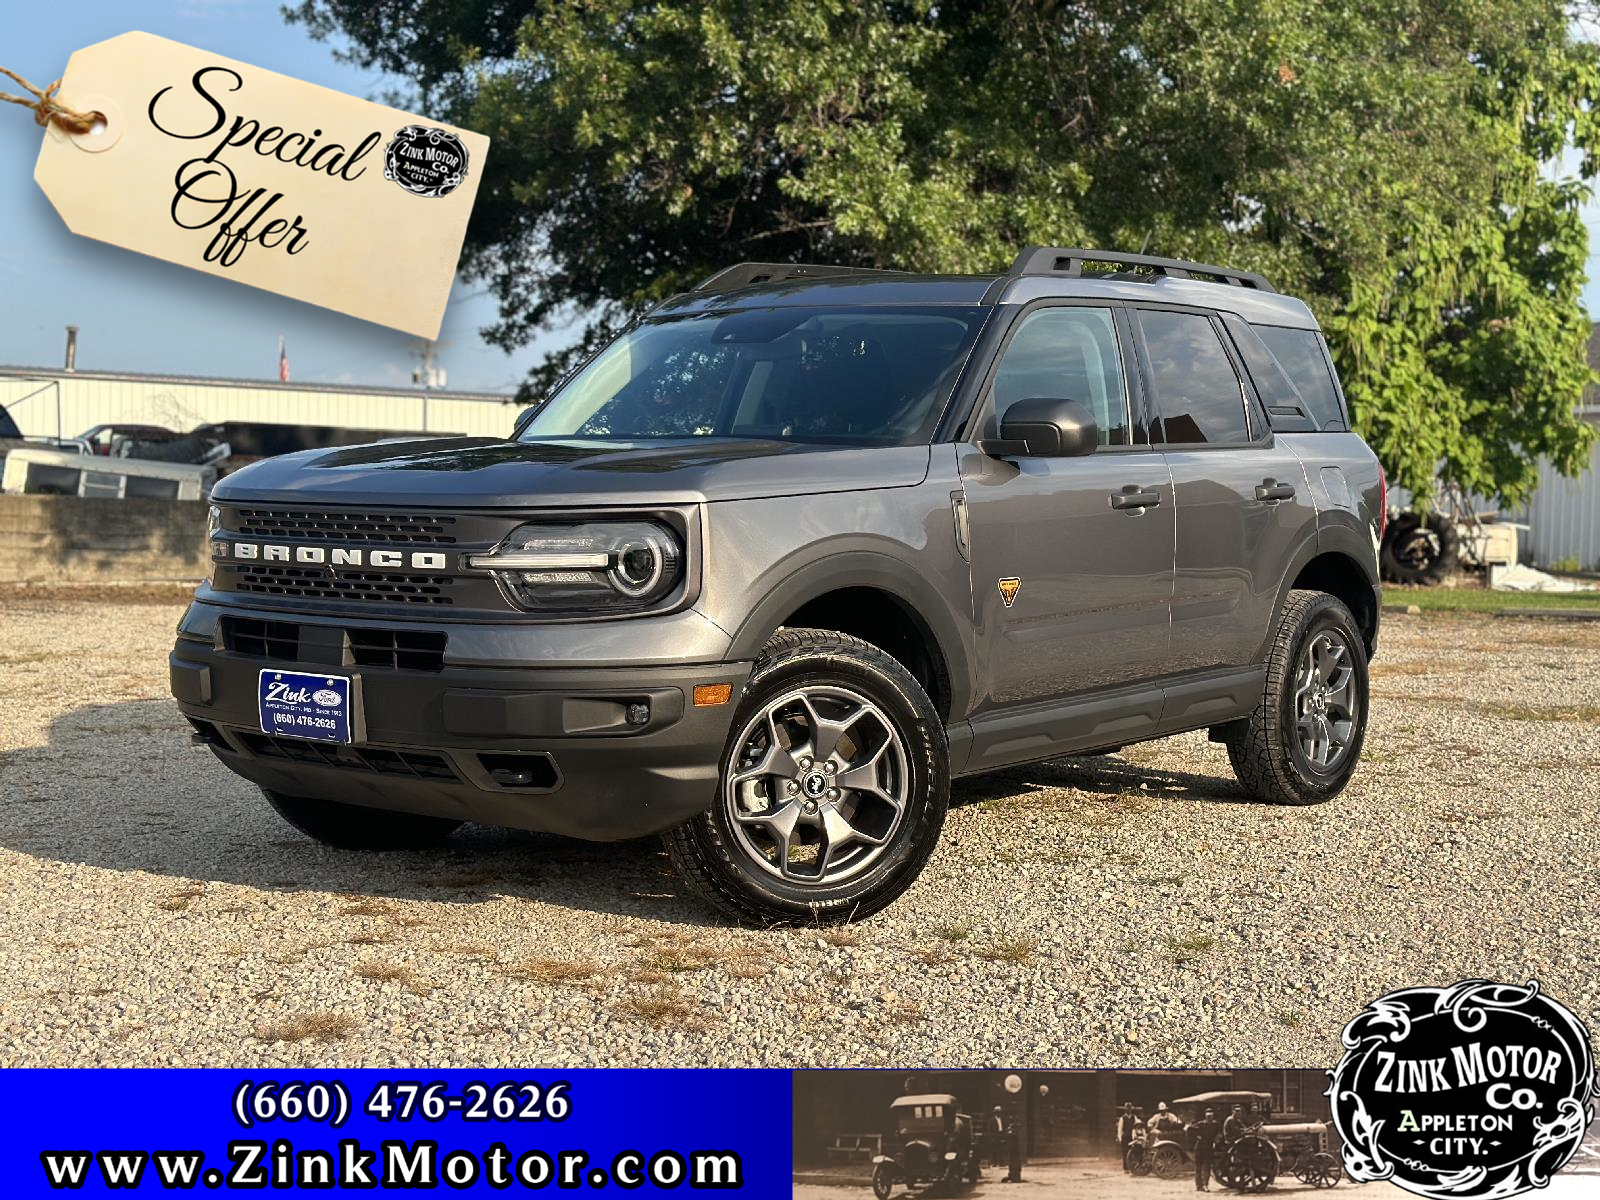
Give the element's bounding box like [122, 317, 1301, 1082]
[1276, 598, 1369, 799]
[695, 642, 948, 920]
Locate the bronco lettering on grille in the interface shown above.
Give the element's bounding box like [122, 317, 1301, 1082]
[214, 542, 449, 570]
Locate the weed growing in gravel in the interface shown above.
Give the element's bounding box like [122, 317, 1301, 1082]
[818, 928, 860, 947]
[725, 959, 770, 979]
[444, 942, 498, 960]
[640, 944, 724, 973]
[615, 991, 711, 1031]
[254, 1013, 358, 1044]
[340, 900, 393, 917]
[911, 945, 954, 966]
[157, 885, 206, 912]
[353, 961, 429, 995]
[935, 923, 971, 942]
[1163, 934, 1217, 967]
[976, 936, 1038, 965]
[886, 1001, 924, 1025]
[347, 930, 397, 946]
[1276, 1010, 1303, 1028]
[502, 957, 606, 988]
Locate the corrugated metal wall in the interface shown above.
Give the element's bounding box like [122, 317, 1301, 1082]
[0, 368, 521, 441]
[1509, 427, 1600, 570]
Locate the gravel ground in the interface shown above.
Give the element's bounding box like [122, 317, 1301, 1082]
[1, 591, 1596, 1068]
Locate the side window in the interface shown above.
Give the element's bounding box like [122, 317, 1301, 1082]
[989, 307, 1130, 446]
[1136, 310, 1252, 446]
[1254, 325, 1349, 431]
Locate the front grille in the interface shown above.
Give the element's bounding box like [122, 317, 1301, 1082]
[223, 616, 299, 661]
[221, 616, 447, 672]
[232, 564, 456, 606]
[236, 508, 458, 544]
[237, 732, 458, 782]
[348, 628, 448, 672]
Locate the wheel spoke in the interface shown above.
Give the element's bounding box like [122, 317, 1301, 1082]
[835, 740, 900, 805]
[799, 693, 864, 765]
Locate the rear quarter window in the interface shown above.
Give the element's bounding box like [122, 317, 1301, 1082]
[1251, 323, 1349, 431]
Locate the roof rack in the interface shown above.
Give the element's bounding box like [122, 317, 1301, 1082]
[1008, 246, 1275, 293]
[694, 262, 903, 293]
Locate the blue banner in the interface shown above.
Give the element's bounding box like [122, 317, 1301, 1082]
[0, 1069, 790, 1194]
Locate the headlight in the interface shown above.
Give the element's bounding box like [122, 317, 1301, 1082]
[204, 504, 221, 584]
[468, 520, 684, 613]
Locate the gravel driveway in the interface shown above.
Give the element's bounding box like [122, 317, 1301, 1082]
[2, 589, 1595, 1068]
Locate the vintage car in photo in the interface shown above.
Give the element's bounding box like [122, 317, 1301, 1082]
[1126, 1090, 1341, 1192]
[871, 1093, 980, 1198]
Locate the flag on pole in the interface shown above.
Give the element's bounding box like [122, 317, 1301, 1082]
[277, 335, 290, 383]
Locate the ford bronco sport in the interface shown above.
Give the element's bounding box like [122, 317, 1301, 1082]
[171, 247, 1384, 925]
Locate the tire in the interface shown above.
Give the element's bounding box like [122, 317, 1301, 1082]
[263, 788, 462, 850]
[661, 628, 949, 925]
[1224, 590, 1369, 806]
[872, 1163, 895, 1200]
[1380, 511, 1458, 585]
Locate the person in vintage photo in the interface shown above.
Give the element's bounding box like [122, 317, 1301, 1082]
[1188, 1106, 1220, 1192]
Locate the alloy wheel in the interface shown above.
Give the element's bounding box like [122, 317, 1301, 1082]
[723, 684, 910, 885]
[1293, 628, 1359, 771]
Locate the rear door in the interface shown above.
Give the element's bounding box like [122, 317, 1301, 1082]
[1129, 306, 1315, 674]
[960, 302, 1174, 711]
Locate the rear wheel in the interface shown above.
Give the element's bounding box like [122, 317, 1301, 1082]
[1308, 1152, 1341, 1187]
[263, 788, 462, 850]
[662, 628, 948, 925]
[1380, 511, 1458, 585]
[1224, 590, 1368, 805]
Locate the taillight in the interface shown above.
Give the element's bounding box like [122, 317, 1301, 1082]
[1376, 465, 1388, 539]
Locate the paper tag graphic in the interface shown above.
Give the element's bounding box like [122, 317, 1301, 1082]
[32, 32, 489, 339]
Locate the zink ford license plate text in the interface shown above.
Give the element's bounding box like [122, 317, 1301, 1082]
[258, 670, 352, 743]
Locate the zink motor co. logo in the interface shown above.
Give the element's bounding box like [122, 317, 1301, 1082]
[383, 126, 470, 197]
[1329, 980, 1597, 1198]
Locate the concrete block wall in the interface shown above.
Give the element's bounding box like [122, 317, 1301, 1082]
[0, 495, 209, 583]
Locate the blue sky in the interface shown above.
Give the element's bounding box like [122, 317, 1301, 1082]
[0, 0, 564, 394]
[1, 2, 1598, 397]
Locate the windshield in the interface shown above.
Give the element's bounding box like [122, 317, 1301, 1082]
[520, 306, 987, 446]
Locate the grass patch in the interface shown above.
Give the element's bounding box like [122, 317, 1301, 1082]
[1164, 933, 1217, 966]
[1481, 702, 1600, 724]
[934, 923, 971, 943]
[818, 928, 860, 947]
[157, 885, 206, 912]
[639, 944, 723, 973]
[1276, 1010, 1303, 1028]
[255, 1013, 357, 1044]
[502, 957, 605, 987]
[976, 935, 1038, 966]
[347, 930, 397, 946]
[1389, 586, 1600, 614]
[615, 991, 710, 1031]
[1370, 661, 1431, 678]
[353, 961, 428, 994]
[341, 900, 393, 917]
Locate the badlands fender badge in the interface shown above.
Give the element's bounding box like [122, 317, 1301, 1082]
[29, 32, 489, 339]
[1329, 980, 1597, 1198]
[997, 577, 1021, 608]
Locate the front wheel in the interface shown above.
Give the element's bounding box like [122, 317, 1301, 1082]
[662, 628, 949, 925]
[1224, 590, 1369, 805]
[263, 788, 462, 850]
[872, 1163, 896, 1200]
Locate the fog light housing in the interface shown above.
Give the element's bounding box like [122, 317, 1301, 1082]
[625, 701, 650, 726]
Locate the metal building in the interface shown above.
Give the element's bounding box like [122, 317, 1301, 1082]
[0, 364, 522, 443]
[1509, 404, 1600, 571]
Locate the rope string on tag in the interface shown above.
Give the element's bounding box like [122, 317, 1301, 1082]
[0, 65, 96, 133]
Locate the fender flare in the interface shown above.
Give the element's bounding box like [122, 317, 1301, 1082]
[1271, 518, 1381, 654]
[726, 551, 974, 719]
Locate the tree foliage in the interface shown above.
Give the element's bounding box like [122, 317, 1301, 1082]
[289, 0, 1600, 503]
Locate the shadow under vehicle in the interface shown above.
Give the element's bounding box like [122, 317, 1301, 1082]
[1126, 1091, 1341, 1192]
[871, 1094, 980, 1199]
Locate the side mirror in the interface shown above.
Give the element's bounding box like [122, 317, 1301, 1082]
[512, 405, 539, 438]
[980, 398, 1098, 458]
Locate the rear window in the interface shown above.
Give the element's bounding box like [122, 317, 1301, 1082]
[1253, 325, 1348, 431]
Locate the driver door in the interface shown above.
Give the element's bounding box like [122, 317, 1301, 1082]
[959, 303, 1175, 717]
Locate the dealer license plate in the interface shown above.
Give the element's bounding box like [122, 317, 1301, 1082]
[258, 669, 353, 743]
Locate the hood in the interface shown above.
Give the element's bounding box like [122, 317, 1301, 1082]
[213, 436, 932, 507]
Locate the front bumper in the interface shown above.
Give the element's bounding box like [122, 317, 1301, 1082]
[170, 602, 752, 841]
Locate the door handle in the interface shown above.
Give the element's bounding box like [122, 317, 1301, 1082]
[1255, 480, 1296, 502]
[1110, 486, 1161, 511]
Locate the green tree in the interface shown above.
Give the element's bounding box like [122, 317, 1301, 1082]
[290, 0, 1600, 504]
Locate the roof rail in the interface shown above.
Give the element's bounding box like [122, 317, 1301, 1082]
[1008, 246, 1275, 293]
[694, 262, 902, 293]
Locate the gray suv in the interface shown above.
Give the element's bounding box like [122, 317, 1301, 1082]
[171, 247, 1384, 924]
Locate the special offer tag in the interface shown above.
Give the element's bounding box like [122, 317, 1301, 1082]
[32, 32, 489, 339]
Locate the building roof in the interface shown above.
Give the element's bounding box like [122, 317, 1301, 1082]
[0, 364, 516, 405]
